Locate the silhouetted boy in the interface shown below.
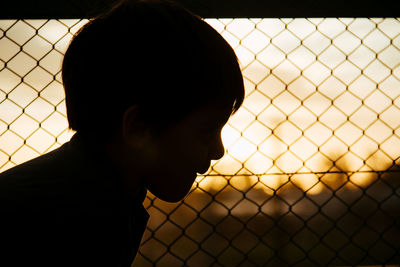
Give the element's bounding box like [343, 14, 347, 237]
[0, 0, 244, 266]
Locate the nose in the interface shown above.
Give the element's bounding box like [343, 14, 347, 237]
[209, 133, 225, 161]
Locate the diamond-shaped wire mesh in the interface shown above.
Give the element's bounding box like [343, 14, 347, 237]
[0, 18, 399, 266]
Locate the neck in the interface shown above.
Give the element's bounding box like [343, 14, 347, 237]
[104, 134, 146, 201]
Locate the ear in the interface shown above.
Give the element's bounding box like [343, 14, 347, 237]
[122, 105, 159, 160]
[121, 105, 150, 145]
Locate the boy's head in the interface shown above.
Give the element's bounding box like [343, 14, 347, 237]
[62, 0, 244, 141]
[62, 0, 244, 202]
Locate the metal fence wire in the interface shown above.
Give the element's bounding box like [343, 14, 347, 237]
[0, 18, 400, 266]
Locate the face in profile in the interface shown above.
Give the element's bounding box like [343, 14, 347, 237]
[142, 104, 232, 202]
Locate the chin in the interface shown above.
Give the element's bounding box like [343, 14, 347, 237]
[152, 189, 188, 203]
[146, 183, 192, 203]
[159, 194, 186, 203]
[145, 172, 197, 203]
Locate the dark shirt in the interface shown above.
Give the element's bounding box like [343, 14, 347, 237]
[0, 133, 149, 267]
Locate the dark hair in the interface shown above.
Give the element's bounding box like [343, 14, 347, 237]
[62, 0, 244, 140]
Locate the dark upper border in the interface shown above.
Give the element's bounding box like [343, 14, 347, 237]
[1, 0, 399, 19]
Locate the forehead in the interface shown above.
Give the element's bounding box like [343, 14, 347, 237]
[158, 104, 232, 140]
[189, 104, 232, 125]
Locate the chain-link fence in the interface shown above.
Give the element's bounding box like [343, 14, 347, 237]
[1, 18, 400, 266]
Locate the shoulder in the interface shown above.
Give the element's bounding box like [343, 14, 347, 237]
[0, 134, 124, 210]
[1, 142, 70, 177]
[0, 140, 88, 209]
